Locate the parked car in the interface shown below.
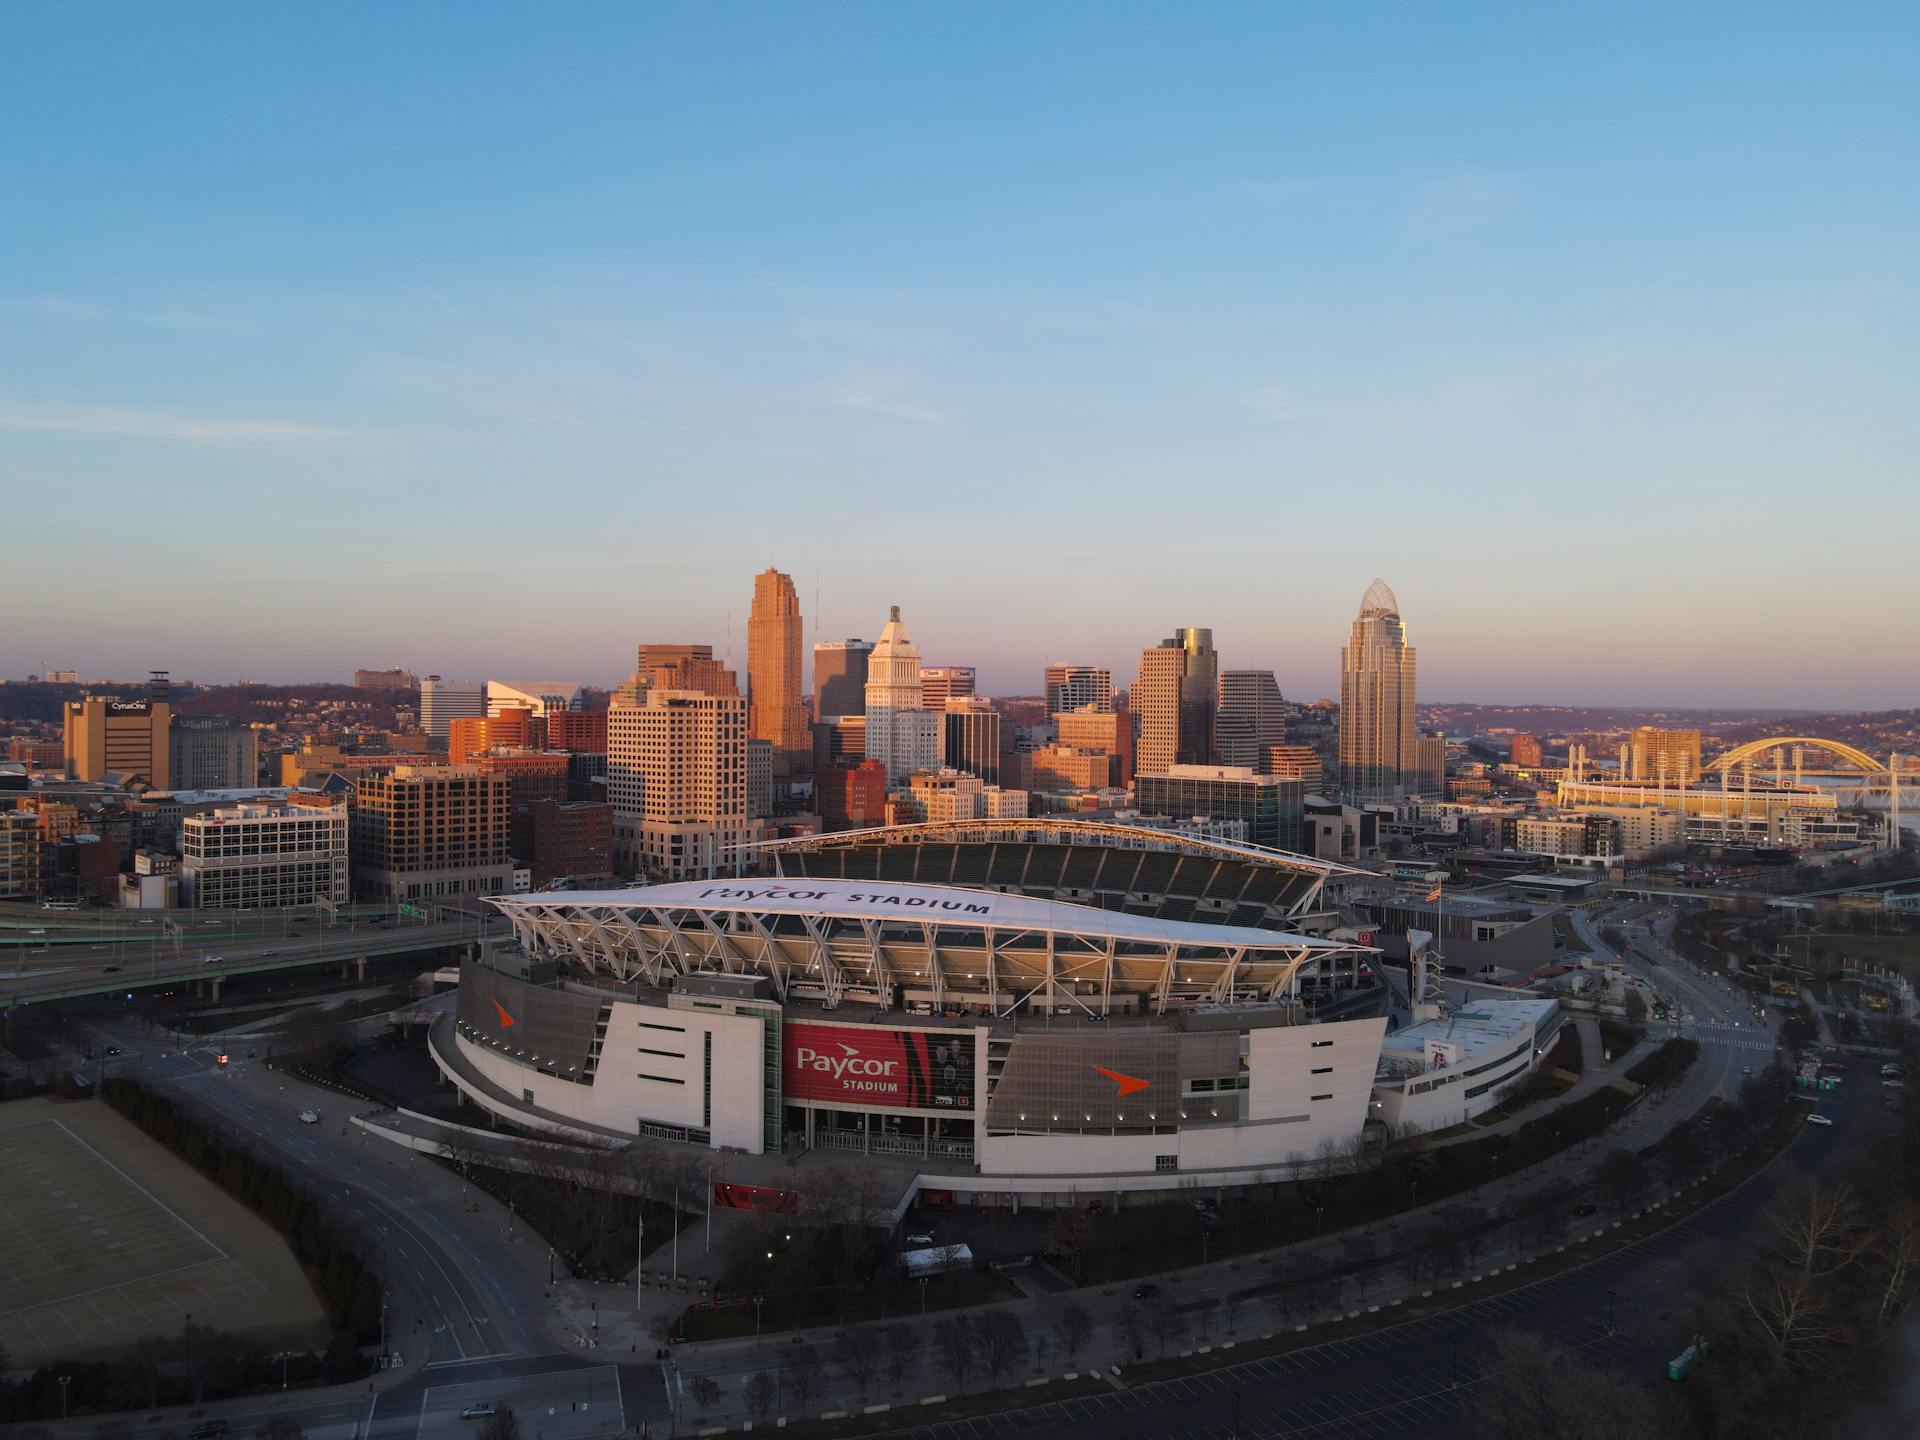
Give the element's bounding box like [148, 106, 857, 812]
[905, 1232, 934, 1247]
[1132, 1282, 1162, 1300]
[188, 1423, 229, 1439]
[298, 1110, 321, 1125]
[459, 1404, 496, 1420]
[1573, 1203, 1598, 1218]
[1806, 1113, 1834, 1127]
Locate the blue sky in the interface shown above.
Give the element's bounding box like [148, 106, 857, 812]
[2, 3, 1915, 705]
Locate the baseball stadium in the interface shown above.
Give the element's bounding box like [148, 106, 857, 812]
[428, 822, 1421, 1200]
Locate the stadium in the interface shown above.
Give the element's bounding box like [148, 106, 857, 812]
[430, 821, 1414, 1200]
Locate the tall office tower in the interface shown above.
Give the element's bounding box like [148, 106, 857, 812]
[1338, 579, 1418, 805]
[169, 716, 259, 790]
[1628, 727, 1702, 785]
[635, 643, 739, 696]
[1509, 734, 1543, 768]
[607, 685, 751, 880]
[1132, 629, 1218, 776]
[813, 639, 873, 719]
[747, 568, 809, 778]
[420, 676, 488, 740]
[863, 606, 941, 782]
[1412, 732, 1448, 797]
[920, 666, 976, 711]
[348, 765, 512, 903]
[354, 667, 419, 691]
[942, 696, 1001, 785]
[1044, 664, 1113, 715]
[487, 680, 584, 717]
[63, 679, 172, 786]
[1217, 670, 1287, 771]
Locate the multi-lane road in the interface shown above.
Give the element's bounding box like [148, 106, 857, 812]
[56, 1005, 672, 1440]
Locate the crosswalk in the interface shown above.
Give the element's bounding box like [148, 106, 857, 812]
[1675, 1023, 1778, 1054]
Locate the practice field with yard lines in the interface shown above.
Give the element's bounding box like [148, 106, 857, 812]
[0, 1097, 330, 1367]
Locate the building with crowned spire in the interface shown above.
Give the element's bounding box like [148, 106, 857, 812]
[1339, 579, 1418, 804]
[863, 606, 942, 782]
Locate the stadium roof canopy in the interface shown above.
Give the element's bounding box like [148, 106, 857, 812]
[497, 878, 1348, 951]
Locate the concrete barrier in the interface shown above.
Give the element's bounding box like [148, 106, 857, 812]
[1295, 1324, 1308, 1332]
[864, 1402, 891, 1412]
[819, 1411, 846, 1421]
[1366, 1305, 1379, 1313]
[1421, 1289, 1433, 1297]
[1023, 1377, 1049, 1387]
[920, 1394, 947, 1405]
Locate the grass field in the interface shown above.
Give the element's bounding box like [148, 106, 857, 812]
[0, 1096, 330, 1367]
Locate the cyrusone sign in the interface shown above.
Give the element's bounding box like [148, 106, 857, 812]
[782, 1022, 974, 1110]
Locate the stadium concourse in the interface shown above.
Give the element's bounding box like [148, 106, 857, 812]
[427, 823, 1552, 1206]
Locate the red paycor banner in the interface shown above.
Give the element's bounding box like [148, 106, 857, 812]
[712, 1182, 799, 1215]
[782, 1021, 974, 1110]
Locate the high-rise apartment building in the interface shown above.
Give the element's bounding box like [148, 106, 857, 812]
[420, 677, 488, 740]
[169, 716, 258, 790]
[919, 666, 976, 711]
[521, 800, 615, 886]
[354, 668, 418, 691]
[181, 796, 348, 909]
[747, 568, 809, 778]
[635, 644, 739, 697]
[1628, 727, 1702, 785]
[1509, 734, 1544, 768]
[1133, 629, 1218, 776]
[1217, 671, 1287, 771]
[863, 607, 941, 782]
[1135, 765, 1304, 851]
[0, 810, 42, 900]
[607, 685, 752, 880]
[546, 709, 608, 754]
[349, 765, 512, 902]
[1054, 706, 1130, 786]
[1338, 580, 1418, 805]
[1044, 664, 1113, 715]
[64, 686, 172, 786]
[942, 695, 1001, 785]
[813, 639, 873, 719]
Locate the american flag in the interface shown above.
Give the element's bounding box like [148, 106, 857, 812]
[1425, 883, 1444, 902]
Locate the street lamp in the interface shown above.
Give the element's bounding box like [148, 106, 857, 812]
[58, 1375, 71, 1420]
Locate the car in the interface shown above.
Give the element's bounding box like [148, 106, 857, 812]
[1132, 1282, 1162, 1300]
[1805, 1113, 1834, 1127]
[261, 949, 278, 957]
[188, 1424, 229, 1439]
[103, 965, 121, 973]
[905, 1232, 934, 1247]
[1742, 1066, 1753, 1075]
[105, 1046, 121, 1056]
[459, 1404, 496, 1420]
[298, 1110, 321, 1125]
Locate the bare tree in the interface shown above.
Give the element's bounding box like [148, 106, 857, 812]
[1733, 1263, 1848, 1376]
[745, 1370, 777, 1421]
[878, 1321, 923, 1394]
[1055, 1299, 1092, 1365]
[688, 1375, 721, 1422]
[1864, 1203, 1920, 1329]
[831, 1325, 880, 1401]
[478, 1408, 521, 1440]
[1464, 1327, 1682, 1440]
[1145, 1294, 1188, 1356]
[974, 1308, 1026, 1388]
[777, 1337, 821, 1410]
[1194, 1295, 1221, 1341]
[1769, 1180, 1864, 1282]
[932, 1315, 975, 1392]
[1111, 1300, 1147, 1363]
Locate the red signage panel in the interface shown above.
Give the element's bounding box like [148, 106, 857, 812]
[782, 1021, 974, 1111]
[712, 1181, 799, 1215]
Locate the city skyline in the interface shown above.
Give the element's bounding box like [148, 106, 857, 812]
[2, 7, 1915, 709]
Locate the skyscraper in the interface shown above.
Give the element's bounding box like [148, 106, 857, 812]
[813, 639, 873, 719]
[863, 606, 941, 783]
[420, 676, 488, 740]
[747, 568, 808, 778]
[942, 695, 1001, 785]
[63, 678, 172, 786]
[920, 666, 976, 711]
[607, 682, 751, 880]
[1133, 629, 1218, 776]
[1338, 579, 1418, 804]
[169, 716, 259, 789]
[635, 644, 739, 696]
[1044, 664, 1113, 715]
[1217, 670, 1287, 771]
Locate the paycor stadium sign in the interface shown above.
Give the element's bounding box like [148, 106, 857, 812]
[696, 884, 992, 915]
[782, 1021, 975, 1110]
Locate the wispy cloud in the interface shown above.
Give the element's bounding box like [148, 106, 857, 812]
[1242, 387, 1303, 422]
[826, 383, 950, 426]
[2, 294, 245, 333]
[0, 401, 348, 445]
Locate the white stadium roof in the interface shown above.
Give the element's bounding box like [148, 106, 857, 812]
[497, 878, 1350, 952]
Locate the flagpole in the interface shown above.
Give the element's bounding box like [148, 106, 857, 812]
[671, 1186, 680, 1288]
[637, 1211, 645, 1312]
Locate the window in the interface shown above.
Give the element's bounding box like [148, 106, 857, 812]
[1311, 1067, 1333, 1075]
[1154, 1154, 1178, 1173]
[1310, 1094, 1332, 1102]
